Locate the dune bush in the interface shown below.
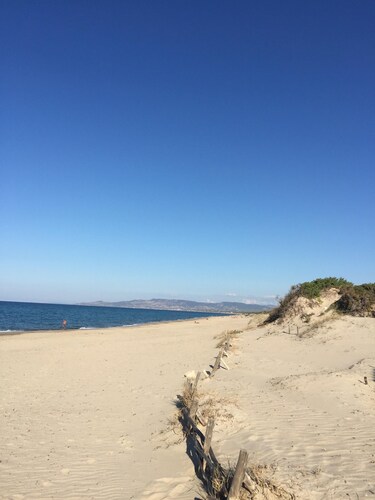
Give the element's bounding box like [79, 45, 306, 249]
[266, 277, 354, 323]
[335, 283, 375, 317]
[298, 277, 351, 299]
[267, 278, 375, 323]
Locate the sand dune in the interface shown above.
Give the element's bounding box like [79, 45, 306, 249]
[205, 315, 375, 499]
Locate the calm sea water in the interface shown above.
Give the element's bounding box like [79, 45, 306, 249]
[0, 301, 222, 332]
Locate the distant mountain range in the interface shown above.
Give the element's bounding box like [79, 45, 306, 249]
[78, 298, 274, 314]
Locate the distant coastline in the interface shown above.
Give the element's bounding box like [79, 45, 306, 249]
[78, 298, 274, 314]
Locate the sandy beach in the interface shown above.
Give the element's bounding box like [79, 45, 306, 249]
[0, 315, 248, 499]
[1, 313, 374, 499]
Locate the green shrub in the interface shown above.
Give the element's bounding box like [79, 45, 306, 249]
[265, 277, 352, 323]
[266, 278, 375, 323]
[266, 286, 299, 323]
[299, 277, 352, 299]
[335, 283, 375, 317]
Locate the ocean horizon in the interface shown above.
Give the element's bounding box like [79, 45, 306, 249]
[0, 300, 224, 333]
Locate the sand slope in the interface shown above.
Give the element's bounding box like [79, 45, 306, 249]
[205, 315, 375, 499]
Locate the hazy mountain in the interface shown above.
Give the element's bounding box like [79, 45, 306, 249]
[78, 298, 273, 313]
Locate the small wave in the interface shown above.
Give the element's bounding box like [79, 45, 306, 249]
[79, 326, 96, 330]
[0, 329, 24, 334]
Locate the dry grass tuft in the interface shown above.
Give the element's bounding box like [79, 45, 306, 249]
[244, 463, 295, 499]
[215, 329, 242, 349]
[199, 393, 237, 422]
[247, 313, 269, 329]
[175, 378, 198, 414]
[202, 461, 295, 499]
[169, 378, 200, 443]
[211, 464, 228, 496]
[155, 412, 185, 449]
[295, 313, 336, 339]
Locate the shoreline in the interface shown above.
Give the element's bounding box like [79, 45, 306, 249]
[0, 313, 231, 336]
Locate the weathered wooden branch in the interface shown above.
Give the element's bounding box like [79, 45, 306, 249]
[202, 417, 215, 471]
[243, 472, 256, 494]
[192, 371, 201, 395]
[182, 408, 200, 436]
[195, 441, 214, 470]
[220, 358, 230, 370]
[189, 399, 198, 420]
[196, 408, 207, 426]
[210, 348, 224, 377]
[228, 449, 248, 499]
[188, 399, 198, 433]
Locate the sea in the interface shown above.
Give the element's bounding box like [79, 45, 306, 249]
[0, 301, 222, 333]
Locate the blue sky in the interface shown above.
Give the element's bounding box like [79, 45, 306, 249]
[1, 1, 374, 304]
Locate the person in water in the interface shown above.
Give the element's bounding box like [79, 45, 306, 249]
[62, 319, 67, 330]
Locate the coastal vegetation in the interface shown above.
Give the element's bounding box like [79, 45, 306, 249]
[335, 283, 375, 316]
[266, 277, 375, 323]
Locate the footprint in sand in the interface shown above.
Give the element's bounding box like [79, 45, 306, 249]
[118, 436, 133, 448]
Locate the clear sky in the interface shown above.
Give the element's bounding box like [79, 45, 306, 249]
[1, 1, 374, 305]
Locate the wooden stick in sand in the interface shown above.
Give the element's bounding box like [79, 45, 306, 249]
[189, 399, 198, 420]
[202, 417, 215, 472]
[191, 371, 201, 395]
[210, 348, 223, 377]
[228, 449, 248, 500]
[196, 408, 207, 426]
[220, 358, 230, 370]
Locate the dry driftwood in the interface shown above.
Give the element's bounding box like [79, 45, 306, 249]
[228, 449, 248, 499]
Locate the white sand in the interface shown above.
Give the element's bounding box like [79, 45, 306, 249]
[1, 313, 374, 499]
[204, 314, 375, 499]
[0, 315, 248, 500]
